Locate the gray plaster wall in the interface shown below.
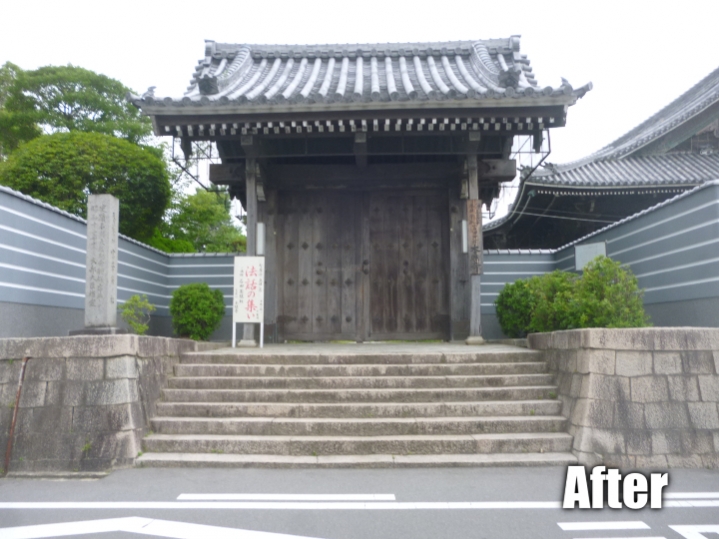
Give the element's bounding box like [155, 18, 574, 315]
[529, 328, 719, 468]
[0, 186, 236, 341]
[3, 182, 719, 342]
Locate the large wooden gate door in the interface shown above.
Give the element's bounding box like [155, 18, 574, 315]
[277, 189, 449, 341]
[369, 190, 450, 340]
[278, 191, 367, 341]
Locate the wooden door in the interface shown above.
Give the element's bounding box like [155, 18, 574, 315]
[369, 190, 450, 340]
[277, 191, 367, 341]
[277, 189, 449, 341]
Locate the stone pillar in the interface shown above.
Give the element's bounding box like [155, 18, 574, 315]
[70, 194, 126, 335]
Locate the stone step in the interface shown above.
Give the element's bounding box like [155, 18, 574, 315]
[136, 451, 577, 468]
[174, 362, 548, 378]
[161, 385, 558, 403]
[166, 374, 556, 390]
[142, 432, 573, 456]
[150, 415, 566, 436]
[179, 350, 541, 365]
[155, 399, 561, 419]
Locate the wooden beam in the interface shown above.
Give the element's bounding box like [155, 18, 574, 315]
[210, 163, 245, 185]
[354, 132, 367, 168]
[266, 162, 462, 186]
[467, 155, 479, 200]
[242, 156, 258, 344]
[479, 159, 516, 182]
[467, 199, 483, 341]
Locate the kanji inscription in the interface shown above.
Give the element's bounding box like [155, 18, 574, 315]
[233, 257, 265, 324]
[467, 199, 483, 275]
[84, 194, 120, 327]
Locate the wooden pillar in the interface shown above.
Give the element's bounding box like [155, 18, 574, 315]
[466, 153, 485, 344]
[241, 155, 258, 344]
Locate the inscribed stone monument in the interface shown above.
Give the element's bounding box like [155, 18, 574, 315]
[70, 194, 125, 335]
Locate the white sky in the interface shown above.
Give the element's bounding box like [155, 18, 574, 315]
[2, 0, 718, 166]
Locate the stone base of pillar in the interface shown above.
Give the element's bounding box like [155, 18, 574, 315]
[465, 336, 486, 345]
[237, 339, 258, 347]
[69, 326, 129, 336]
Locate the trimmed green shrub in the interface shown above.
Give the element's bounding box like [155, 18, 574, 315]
[494, 256, 650, 336]
[495, 279, 534, 338]
[169, 283, 225, 340]
[568, 256, 650, 328]
[119, 294, 155, 335]
[528, 271, 577, 333]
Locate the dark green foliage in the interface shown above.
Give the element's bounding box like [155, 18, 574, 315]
[169, 283, 226, 340]
[0, 63, 151, 153]
[528, 271, 577, 333]
[570, 256, 651, 328]
[147, 189, 246, 253]
[119, 294, 155, 335]
[494, 256, 650, 335]
[0, 131, 170, 242]
[494, 279, 533, 338]
[0, 62, 39, 158]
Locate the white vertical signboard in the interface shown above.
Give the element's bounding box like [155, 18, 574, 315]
[232, 256, 265, 348]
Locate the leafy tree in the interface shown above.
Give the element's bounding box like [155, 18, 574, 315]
[149, 188, 246, 253]
[0, 131, 170, 242]
[0, 64, 152, 154]
[0, 62, 39, 158]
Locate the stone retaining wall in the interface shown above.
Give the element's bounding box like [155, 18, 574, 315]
[529, 328, 719, 468]
[0, 336, 217, 473]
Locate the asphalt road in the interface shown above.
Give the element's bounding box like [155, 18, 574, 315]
[0, 466, 718, 539]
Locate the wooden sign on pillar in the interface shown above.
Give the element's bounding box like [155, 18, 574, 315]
[467, 199, 483, 275]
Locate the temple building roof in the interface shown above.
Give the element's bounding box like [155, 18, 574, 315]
[529, 152, 719, 188]
[483, 63, 719, 248]
[531, 65, 719, 182]
[130, 37, 591, 115]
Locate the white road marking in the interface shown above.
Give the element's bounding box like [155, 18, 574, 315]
[177, 494, 396, 501]
[558, 521, 650, 531]
[664, 492, 719, 499]
[0, 501, 561, 510]
[664, 501, 719, 507]
[0, 516, 323, 539]
[0, 500, 718, 511]
[670, 525, 719, 539]
[573, 537, 666, 539]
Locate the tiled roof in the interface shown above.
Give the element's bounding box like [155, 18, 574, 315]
[131, 37, 591, 112]
[535, 65, 719, 179]
[529, 152, 719, 187]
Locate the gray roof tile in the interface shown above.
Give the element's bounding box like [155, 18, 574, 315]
[131, 38, 591, 111]
[529, 153, 719, 187]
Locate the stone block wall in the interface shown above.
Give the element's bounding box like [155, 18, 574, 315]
[0, 335, 217, 473]
[529, 328, 719, 468]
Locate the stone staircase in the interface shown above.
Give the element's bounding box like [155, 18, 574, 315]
[137, 344, 577, 467]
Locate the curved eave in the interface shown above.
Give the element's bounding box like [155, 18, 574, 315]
[135, 94, 580, 118]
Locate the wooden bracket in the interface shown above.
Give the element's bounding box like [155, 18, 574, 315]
[354, 132, 368, 168]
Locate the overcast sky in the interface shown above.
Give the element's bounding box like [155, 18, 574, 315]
[3, 0, 718, 165]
